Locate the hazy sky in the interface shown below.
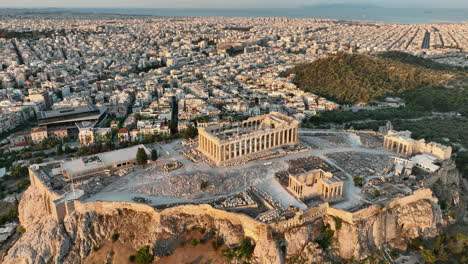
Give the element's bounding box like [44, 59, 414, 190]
[2, 0, 468, 9]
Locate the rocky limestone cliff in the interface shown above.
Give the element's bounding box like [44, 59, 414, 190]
[428, 160, 462, 207]
[4, 185, 281, 264]
[3, 185, 446, 263]
[281, 221, 326, 262]
[325, 198, 443, 260]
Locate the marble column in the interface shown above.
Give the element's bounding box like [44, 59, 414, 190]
[210, 140, 213, 156]
[213, 142, 216, 159]
[211, 141, 214, 158]
[210, 141, 213, 158]
[214, 144, 217, 161]
[220, 145, 224, 162]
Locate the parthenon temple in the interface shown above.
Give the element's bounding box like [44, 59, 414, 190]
[288, 169, 344, 201]
[197, 112, 300, 166]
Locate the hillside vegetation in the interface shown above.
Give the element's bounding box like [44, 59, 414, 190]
[379, 51, 468, 73]
[285, 52, 457, 104]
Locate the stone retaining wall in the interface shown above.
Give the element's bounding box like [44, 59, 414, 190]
[30, 163, 436, 244]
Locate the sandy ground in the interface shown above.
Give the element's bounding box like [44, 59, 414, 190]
[84, 241, 136, 264]
[157, 229, 228, 264]
[157, 240, 226, 264]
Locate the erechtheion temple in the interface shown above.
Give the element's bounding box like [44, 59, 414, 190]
[288, 169, 344, 201]
[198, 112, 300, 165]
[383, 130, 452, 160]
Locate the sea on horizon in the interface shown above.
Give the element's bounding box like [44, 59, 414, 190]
[35, 7, 468, 24]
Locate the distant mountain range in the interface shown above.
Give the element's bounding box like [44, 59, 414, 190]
[301, 3, 382, 9]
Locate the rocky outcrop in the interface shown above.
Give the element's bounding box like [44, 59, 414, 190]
[3, 185, 446, 263]
[3, 185, 280, 264]
[327, 198, 442, 260]
[282, 222, 326, 262]
[428, 160, 462, 207]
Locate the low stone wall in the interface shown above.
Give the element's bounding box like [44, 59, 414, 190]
[271, 203, 329, 232]
[72, 201, 268, 242]
[28, 168, 63, 222]
[343, 129, 382, 136]
[326, 207, 354, 224]
[388, 188, 435, 209]
[350, 205, 382, 223]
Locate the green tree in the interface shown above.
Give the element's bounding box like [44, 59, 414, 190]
[409, 237, 425, 250]
[200, 180, 209, 190]
[455, 151, 468, 178]
[221, 237, 256, 262]
[315, 224, 334, 249]
[333, 216, 343, 230]
[135, 246, 153, 264]
[136, 148, 148, 166]
[151, 149, 158, 161]
[237, 237, 255, 260]
[190, 238, 199, 246]
[183, 125, 199, 139]
[15, 179, 30, 190]
[353, 176, 364, 186]
[57, 143, 63, 155]
[9, 165, 28, 178]
[16, 225, 26, 233]
[64, 145, 72, 153]
[420, 249, 436, 263]
[111, 233, 119, 243]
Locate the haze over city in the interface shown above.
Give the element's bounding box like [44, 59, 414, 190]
[2, 0, 468, 8]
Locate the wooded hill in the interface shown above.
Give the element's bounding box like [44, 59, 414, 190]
[379, 51, 467, 73]
[284, 52, 461, 104]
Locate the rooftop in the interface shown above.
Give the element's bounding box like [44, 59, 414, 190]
[410, 154, 440, 172]
[31, 127, 47, 133]
[61, 145, 150, 176]
[37, 105, 100, 120]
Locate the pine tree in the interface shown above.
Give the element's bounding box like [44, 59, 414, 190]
[151, 149, 158, 161]
[136, 148, 148, 166]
